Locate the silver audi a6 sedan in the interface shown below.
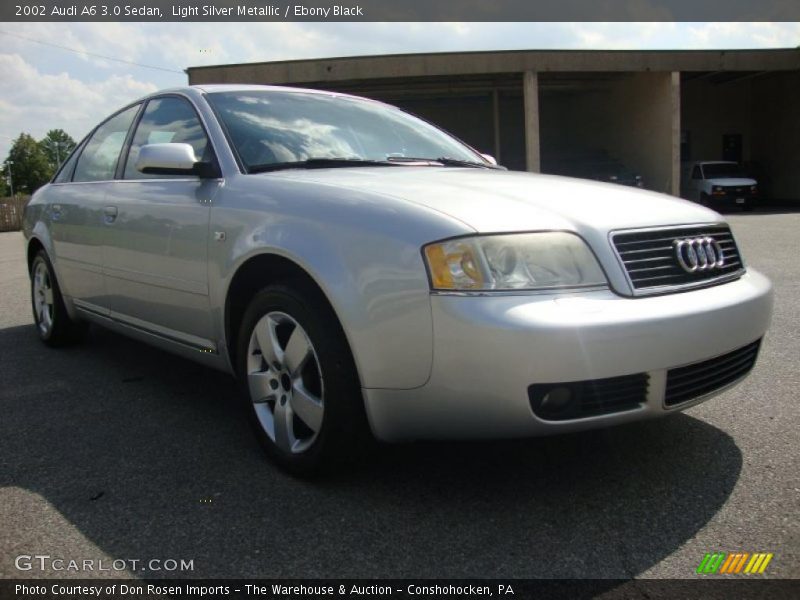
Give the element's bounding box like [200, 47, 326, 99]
[24, 85, 773, 474]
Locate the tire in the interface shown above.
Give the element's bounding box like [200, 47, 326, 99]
[30, 250, 88, 347]
[236, 282, 369, 476]
[699, 192, 710, 208]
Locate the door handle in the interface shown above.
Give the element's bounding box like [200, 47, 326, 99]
[104, 206, 118, 224]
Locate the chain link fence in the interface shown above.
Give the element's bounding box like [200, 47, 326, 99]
[0, 196, 30, 232]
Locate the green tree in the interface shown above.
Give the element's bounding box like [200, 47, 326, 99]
[0, 166, 8, 197]
[40, 129, 77, 170]
[6, 133, 53, 194]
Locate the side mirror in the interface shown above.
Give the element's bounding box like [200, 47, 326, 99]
[136, 143, 218, 178]
[480, 153, 498, 166]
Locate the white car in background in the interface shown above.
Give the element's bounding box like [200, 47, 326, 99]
[681, 161, 758, 211]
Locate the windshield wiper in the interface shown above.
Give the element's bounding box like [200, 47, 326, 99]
[249, 158, 397, 174]
[386, 156, 498, 169]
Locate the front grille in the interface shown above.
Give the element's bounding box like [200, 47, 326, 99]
[529, 373, 649, 421]
[716, 188, 753, 199]
[664, 339, 761, 407]
[612, 225, 743, 294]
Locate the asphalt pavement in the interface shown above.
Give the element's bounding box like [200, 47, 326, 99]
[0, 210, 798, 579]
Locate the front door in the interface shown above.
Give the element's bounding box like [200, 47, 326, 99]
[49, 104, 141, 307]
[102, 96, 221, 347]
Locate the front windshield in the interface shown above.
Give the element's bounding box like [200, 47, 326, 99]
[703, 163, 744, 178]
[206, 90, 484, 171]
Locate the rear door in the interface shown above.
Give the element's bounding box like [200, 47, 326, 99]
[102, 95, 221, 348]
[49, 104, 141, 307]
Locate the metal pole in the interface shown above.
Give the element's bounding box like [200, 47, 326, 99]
[5, 161, 13, 199]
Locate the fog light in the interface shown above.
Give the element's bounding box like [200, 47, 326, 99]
[540, 386, 573, 414]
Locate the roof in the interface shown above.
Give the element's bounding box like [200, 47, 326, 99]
[187, 48, 800, 87]
[190, 83, 332, 94]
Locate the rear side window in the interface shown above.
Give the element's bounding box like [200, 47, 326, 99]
[124, 97, 210, 179]
[52, 141, 84, 183]
[73, 105, 140, 183]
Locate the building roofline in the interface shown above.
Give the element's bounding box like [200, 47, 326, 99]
[187, 47, 800, 74]
[186, 48, 800, 87]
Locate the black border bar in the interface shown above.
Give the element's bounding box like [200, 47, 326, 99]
[4, 0, 800, 22]
[2, 579, 800, 600]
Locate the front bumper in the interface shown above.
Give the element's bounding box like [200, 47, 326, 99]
[363, 270, 773, 442]
[709, 191, 757, 206]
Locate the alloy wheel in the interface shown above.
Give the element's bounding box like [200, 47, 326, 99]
[246, 311, 325, 454]
[33, 261, 54, 336]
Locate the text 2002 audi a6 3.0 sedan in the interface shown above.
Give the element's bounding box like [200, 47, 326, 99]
[24, 85, 773, 474]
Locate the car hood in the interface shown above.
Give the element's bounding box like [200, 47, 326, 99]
[268, 167, 720, 233]
[707, 177, 757, 187]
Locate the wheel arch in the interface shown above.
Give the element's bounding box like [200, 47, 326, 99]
[27, 236, 46, 274]
[223, 252, 362, 387]
[26, 215, 57, 273]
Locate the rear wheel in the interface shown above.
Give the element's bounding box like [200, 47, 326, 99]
[30, 251, 88, 346]
[236, 283, 368, 476]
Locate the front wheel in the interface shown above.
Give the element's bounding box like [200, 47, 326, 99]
[30, 251, 88, 346]
[236, 284, 369, 476]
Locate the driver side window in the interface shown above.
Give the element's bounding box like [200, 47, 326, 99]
[124, 96, 211, 179]
[73, 105, 140, 183]
[691, 166, 703, 180]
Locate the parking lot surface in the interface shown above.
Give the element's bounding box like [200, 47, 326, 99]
[1, 211, 798, 579]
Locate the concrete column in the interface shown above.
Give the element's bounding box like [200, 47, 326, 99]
[603, 72, 675, 194]
[492, 89, 501, 162]
[670, 72, 681, 196]
[523, 71, 541, 172]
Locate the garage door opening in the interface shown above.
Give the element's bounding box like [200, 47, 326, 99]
[681, 70, 800, 202]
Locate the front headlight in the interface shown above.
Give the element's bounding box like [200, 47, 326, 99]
[423, 232, 607, 292]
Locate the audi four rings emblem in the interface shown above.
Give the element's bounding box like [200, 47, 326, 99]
[674, 237, 725, 273]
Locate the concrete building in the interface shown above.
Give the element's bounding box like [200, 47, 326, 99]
[188, 49, 800, 199]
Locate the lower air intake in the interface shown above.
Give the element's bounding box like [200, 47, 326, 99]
[528, 373, 649, 421]
[664, 339, 762, 407]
